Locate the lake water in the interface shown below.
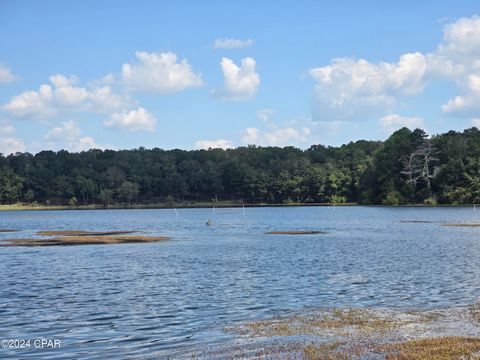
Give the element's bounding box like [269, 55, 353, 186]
[1, 206, 480, 359]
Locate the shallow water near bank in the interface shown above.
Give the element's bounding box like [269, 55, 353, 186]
[1, 206, 480, 358]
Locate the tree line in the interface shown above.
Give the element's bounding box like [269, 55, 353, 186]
[1, 127, 480, 206]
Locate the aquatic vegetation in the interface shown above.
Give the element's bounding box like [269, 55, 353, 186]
[378, 337, 480, 360]
[37, 230, 137, 236]
[225, 306, 480, 359]
[442, 223, 480, 227]
[470, 302, 480, 325]
[0, 228, 169, 246]
[399, 220, 433, 223]
[299, 337, 480, 360]
[266, 230, 327, 235]
[301, 341, 367, 360]
[1, 235, 169, 246]
[234, 308, 399, 338]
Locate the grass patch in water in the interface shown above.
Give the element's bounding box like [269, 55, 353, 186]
[37, 230, 137, 236]
[235, 308, 398, 337]
[377, 336, 480, 360]
[399, 220, 434, 223]
[469, 302, 480, 325]
[265, 230, 327, 235]
[302, 341, 352, 360]
[442, 223, 480, 227]
[224, 306, 480, 359]
[1, 235, 169, 246]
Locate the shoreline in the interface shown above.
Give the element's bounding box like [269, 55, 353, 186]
[0, 201, 478, 212]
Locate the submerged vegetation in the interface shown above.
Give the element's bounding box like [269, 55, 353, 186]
[222, 305, 480, 359]
[2, 127, 480, 206]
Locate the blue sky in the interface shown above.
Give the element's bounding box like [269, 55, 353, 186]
[1, 1, 480, 154]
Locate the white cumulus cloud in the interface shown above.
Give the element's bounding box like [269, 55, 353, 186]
[309, 53, 427, 122]
[308, 15, 480, 122]
[0, 137, 26, 155]
[257, 108, 274, 122]
[437, 15, 480, 65]
[470, 118, 480, 128]
[242, 127, 260, 143]
[435, 16, 480, 116]
[442, 73, 480, 116]
[0, 64, 17, 84]
[379, 114, 424, 133]
[213, 38, 254, 49]
[70, 136, 102, 152]
[0, 124, 15, 136]
[104, 107, 157, 132]
[122, 51, 202, 94]
[43, 120, 104, 152]
[194, 139, 234, 150]
[44, 120, 82, 141]
[2, 74, 127, 120]
[216, 57, 260, 101]
[241, 127, 311, 146]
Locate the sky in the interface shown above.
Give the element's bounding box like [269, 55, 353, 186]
[1, 1, 480, 154]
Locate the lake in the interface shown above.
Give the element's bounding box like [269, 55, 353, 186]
[1, 206, 480, 359]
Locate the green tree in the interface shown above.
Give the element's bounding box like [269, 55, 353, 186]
[98, 189, 113, 207]
[24, 189, 35, 203]
[117, 181, 139, 204]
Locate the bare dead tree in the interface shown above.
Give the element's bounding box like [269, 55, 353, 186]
[415, 139, 439, 190]
[400, 153, 422, 190]
[401, 139, 439, 191]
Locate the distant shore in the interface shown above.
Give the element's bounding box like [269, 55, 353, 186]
[0, 201, 355, 211]
[0, 201, 477, 211]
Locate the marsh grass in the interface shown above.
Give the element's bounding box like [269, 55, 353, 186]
[377, 337, 480, 360]
[265, 230, 327, 235]
[302, 341, 351, 360]
[442, 223, 480, 227]
[470, 303, 480, 325]
[37, 230, 137, 236]
[232, 308, 401, 339]
[399, 220, 434, 223]
[1, 235, 169, 246]
[225, 306, 480, 359]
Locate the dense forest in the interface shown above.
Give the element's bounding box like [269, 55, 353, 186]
[1, 127, 480, 206]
